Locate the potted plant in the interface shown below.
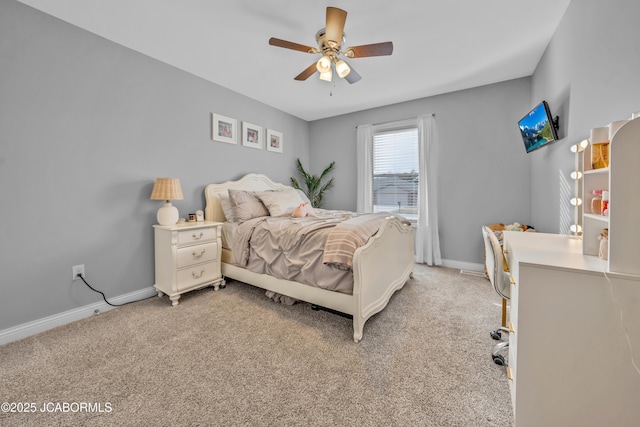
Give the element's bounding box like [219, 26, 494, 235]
[290, 159, 335, 208]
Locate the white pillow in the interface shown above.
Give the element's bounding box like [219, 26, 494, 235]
[256, 189, 304, 217]
[228, 189, 270, 223]
[218, 193, 237, 222]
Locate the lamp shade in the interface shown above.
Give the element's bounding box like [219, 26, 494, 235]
[319, 69, 332, 82]
[150, 178, 183, 226]
[335, 59, 351, 78]
[150, 178, 184, 201]
[316, 55, 331, 73]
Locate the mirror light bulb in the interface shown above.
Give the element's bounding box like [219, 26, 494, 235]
[571, 139, 589, 153]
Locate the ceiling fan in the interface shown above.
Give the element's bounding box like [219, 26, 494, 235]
[268, 7, 393, 84]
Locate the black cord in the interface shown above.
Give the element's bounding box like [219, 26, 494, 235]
[79, 275, 155, 307]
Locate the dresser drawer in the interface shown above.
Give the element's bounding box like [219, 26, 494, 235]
[176, 242, 218, 268]
[177, 227, 216, 245]
[176, 261, 219, 291]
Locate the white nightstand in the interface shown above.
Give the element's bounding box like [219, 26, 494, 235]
[153, 221, 224, 306]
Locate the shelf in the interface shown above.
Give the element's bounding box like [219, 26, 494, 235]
[581, 118, 640, 275]
[583, 167, 609, 175]
[584, 213, 610, 223]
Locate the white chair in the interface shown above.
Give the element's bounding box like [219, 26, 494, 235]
[482, 226, 511, 366]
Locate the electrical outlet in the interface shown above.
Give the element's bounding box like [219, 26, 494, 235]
[72, 264, 85, 280]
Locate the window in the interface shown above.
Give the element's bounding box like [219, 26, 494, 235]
[372, 124, 419, 223]
[357, 115, 440, 265]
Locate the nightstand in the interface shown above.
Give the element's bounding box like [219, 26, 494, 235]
[153, 221, 224, 306]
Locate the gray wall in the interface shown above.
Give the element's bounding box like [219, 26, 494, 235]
[530, 0, 640, 233]
[309, 78, 534, 268]
[0, 1, 309, 330]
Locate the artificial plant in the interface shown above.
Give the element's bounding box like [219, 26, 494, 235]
[290, 158, 335, 208]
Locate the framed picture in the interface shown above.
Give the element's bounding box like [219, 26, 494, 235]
[212, 113, 237, 144]
[266, 129, 283, 153]
[241, 122, 263, 149]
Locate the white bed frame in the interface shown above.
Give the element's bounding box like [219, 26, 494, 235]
[204, 173, 415, 342]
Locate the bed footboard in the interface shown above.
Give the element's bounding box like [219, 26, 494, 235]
[351, 215, 415, 342]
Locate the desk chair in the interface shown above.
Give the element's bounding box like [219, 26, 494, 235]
[482, 226, 511, 366]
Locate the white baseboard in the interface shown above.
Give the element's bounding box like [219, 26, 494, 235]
[440, 259, 484, 272]
[0, 286, 157, 346]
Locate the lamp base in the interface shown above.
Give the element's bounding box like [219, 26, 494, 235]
[157, 202, 179, 226]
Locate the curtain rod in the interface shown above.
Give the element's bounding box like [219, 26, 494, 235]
[357, 113, 436, 129]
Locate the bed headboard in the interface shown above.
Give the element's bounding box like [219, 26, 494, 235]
[204, 173, 293, 222]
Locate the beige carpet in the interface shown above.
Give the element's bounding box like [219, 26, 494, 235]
[0, 265, 513, 426]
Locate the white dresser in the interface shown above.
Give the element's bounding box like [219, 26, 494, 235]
[503, 231, 640, 427]
[153, 221, 224, 306]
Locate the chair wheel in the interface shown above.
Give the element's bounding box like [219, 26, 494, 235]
[492, 354, 506, 366]
[490, 330, 502, 340]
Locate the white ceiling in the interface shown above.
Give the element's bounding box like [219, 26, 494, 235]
[18, 0, 571, 121]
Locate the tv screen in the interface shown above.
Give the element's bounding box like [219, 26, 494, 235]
[518, 101, 559, 153]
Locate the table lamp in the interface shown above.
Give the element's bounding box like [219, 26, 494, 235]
[150, 178, 184, 225]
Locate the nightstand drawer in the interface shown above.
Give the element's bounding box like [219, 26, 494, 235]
[177, 227, 216, 245]
[176, 262, 219, 291]
[176, 242, 218, 268]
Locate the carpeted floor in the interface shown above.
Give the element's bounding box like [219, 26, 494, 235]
[0, 264, 513, 426]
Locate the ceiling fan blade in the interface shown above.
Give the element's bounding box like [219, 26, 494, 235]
[294, 62, 318, 81]
[345, 42, 394, 58]
[344, 66, 361, 84]
[269, 37, 317, 54]
[325, 7, 347, 47]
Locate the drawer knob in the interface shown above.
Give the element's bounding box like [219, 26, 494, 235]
[192, 249, 206, 258]
[192, 269, 205, 279]
[192, 232, 204, 240]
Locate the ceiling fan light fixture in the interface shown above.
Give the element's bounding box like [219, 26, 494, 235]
[319, 68, 333, 82]
[268, 7, 393, 84]
[335, 59, 351, 78]
[316, 55, 332, 73]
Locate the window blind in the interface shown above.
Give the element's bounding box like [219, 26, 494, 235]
[372, 127, 419, 222]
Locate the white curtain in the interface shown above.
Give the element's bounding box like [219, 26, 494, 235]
[416, 114, 441, 266]
[356, 124, 373, 213]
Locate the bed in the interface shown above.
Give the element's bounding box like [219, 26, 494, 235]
[204, 173, 415, 342]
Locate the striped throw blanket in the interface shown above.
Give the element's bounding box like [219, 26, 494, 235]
[323, 213, 407, 268]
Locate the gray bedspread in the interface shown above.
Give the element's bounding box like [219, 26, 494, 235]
[230, 210, 362, 293]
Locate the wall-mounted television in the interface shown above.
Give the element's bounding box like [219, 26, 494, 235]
[518, 101, 559, 153]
